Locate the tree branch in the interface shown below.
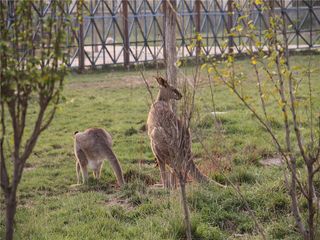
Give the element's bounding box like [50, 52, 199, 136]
[0, 101, 10, 195]
[212, 65, 308, 199]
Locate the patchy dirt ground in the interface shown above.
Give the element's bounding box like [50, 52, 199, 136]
[259, 157, 283, 166]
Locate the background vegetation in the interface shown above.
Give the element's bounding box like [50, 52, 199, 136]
[1, 54, 319, 239]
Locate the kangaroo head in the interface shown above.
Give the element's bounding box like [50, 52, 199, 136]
[155, 77, 182, 102]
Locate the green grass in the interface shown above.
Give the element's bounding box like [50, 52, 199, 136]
[1, 54, 320, 239]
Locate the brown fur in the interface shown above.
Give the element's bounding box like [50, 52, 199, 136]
[147, 77, 208, 188]
[74, 128, 125, 186]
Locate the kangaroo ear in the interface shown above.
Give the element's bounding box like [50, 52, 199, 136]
[155, 77, 169, 87]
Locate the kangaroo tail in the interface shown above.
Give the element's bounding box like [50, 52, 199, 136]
[188, 160, 209, 183]
[105, 148, 125, 186]
[189, 161, 226, 188]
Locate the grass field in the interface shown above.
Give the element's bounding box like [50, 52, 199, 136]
[1, 54, 320, 239]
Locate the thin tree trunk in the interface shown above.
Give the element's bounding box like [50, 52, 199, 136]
[5, 191, 17, 240]
[179, 176, 192, 240]
[165, 0, 177, 112]
[289, 157, 308, 239]
[307, 164, 315, 240]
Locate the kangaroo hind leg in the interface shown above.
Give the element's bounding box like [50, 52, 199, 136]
[75, 149, 89, 184]
[158, 159, 172, 189]
[76, 161, 81, 184]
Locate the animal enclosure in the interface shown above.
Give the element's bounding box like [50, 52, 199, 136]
[4, 0, 320, 69]
[1, 0, 320, 239]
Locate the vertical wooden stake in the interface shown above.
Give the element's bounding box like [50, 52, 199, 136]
[227, 0, 234, 54]
[94, 0, 99, 52]
[195, 0, 201, 57]
[164, 0, 177, 111]
[162, 0, 167, 63]
[77, 0, 85, 72]
[122, 0, 130, 69]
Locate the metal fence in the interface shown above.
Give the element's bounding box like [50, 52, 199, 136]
[5, 0, 320, 69]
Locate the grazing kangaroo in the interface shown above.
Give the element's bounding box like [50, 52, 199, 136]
[147, 77, 208, 188]
[74, 128, 125, 186]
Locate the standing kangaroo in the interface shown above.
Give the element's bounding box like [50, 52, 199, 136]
[147, 77, 208, 188]
[74, 128, 125, 186]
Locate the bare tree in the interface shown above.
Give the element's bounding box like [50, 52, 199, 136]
[164, 0, 178, 112]
[163, 2, 193, 236]
[204, 1, 320, 239]
[0, 1, 70, 239]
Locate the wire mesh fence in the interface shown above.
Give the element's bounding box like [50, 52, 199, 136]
[3, 0, 320, 69]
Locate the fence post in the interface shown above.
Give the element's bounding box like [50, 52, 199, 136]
[77, 0, 85, 72]
[164, 0, 177, 112]
[268, 0, 275, 22]
[162, 0, 167, 62]
[227, 0, 234, 54]
[122, 0, 130, 68]
[269, 0, 274, 10]
[94, 0, 99, 52]
[8, 0, 14, 19]
[195, 0, 201, 57]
